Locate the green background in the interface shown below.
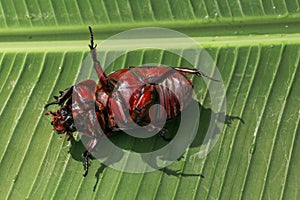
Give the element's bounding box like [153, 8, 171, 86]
[0, 0, 299, 199]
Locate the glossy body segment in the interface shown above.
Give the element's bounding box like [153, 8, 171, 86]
[95, 66, 193, 131]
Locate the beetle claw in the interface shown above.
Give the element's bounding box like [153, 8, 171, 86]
[89, 44, 97, 50]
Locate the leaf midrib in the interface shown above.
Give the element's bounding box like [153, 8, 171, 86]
[0, 32, 299, 53]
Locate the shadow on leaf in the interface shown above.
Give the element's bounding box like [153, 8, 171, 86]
[67, 99, 244, 188]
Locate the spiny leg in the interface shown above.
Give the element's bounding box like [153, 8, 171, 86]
[44, 86, 73, 109]
[82, 137, 98, 176]
[88, 26, 97, 50]
[88, 26, 114, 91]
[174, 67, 219, 82]
[82, 150, 91, 177]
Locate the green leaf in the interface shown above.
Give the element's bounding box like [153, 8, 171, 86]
[0, 0, 299, 199]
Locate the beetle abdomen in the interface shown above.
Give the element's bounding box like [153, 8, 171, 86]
[103, 66, 193, 129]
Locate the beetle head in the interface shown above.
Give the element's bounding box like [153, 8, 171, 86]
[46, 106, 76, 135]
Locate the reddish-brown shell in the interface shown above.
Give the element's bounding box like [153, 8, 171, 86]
[95, 66, 193, 130]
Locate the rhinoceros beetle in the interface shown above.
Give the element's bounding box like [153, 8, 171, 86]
[45, 26, 218, 176]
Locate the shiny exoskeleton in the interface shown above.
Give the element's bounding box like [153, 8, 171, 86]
[45, 26, 218, 176]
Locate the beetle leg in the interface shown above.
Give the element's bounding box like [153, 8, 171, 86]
[44, 87, 73, 109]
[82, 150, 91, 177]
[82, 137, 98, 176]
[174, 67, 219, 82]
[88, 26, 114, 92]
[88, 26, 97, 50]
